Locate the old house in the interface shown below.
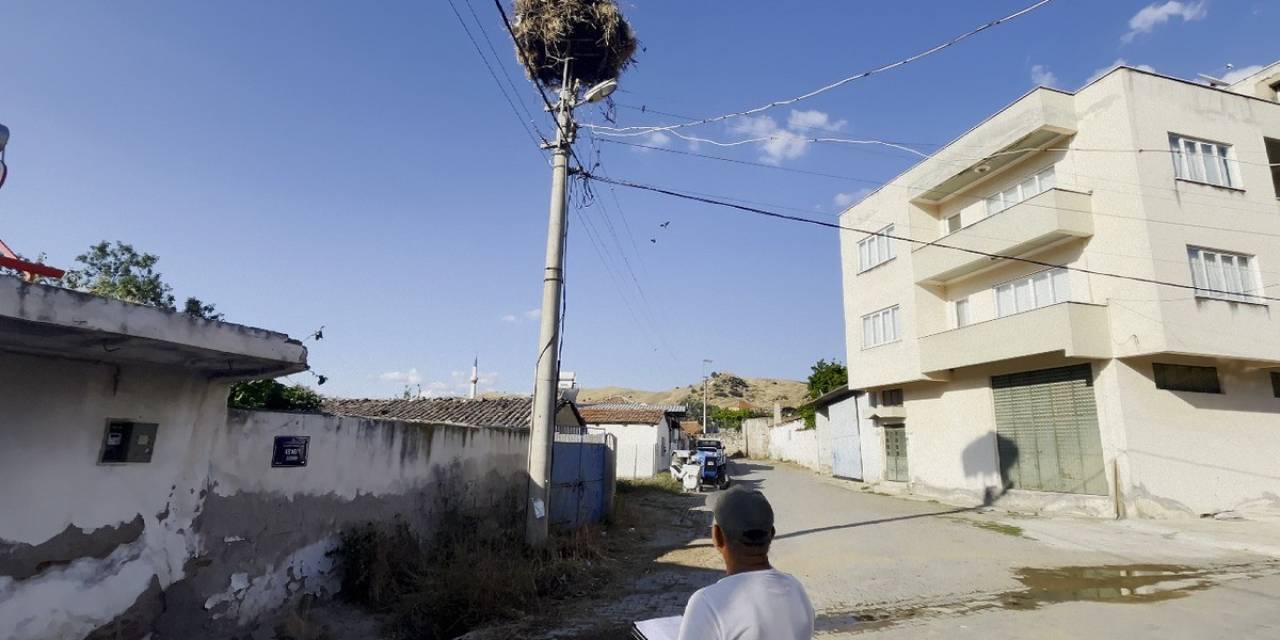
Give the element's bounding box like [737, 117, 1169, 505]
[579, 403, 686, 478]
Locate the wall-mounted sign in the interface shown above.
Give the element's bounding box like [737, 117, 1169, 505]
[99, 421, 158, 464]
[271, 436, 310, 467]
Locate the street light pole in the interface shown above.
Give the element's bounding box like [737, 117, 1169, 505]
[525, 62, 576, 548]
[702, 358, 712, 433]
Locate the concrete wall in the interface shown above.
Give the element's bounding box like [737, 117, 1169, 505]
[742, 417, 772, 459]
[766, 419, 821, 472]
[596, 422, 666, 479]
[0, 349, 530, 639]
[705, 430, 746, 458]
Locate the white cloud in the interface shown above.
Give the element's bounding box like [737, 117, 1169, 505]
[1030, 64, 1059, 87]
[731, 110, 848, 165]
[378, 368, 422, 385]
[630, 131, 672, 152]
[1122, 1, 1206, 43]
[1219, 64, 1266, 85]
[787, 109, 847, 132]
[501, 308, 540, 323]
[419, 370, 502, 398]
[833, 188, 872, 208]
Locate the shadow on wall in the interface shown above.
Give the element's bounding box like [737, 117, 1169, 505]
[961, 433, 1019, 507]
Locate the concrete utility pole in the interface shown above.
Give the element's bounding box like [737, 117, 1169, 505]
[702, 358, 713, 433]
[525, 68, 574, 548]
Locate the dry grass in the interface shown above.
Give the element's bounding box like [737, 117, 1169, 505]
[617, 474, 684, 496]
[512, 0, 637, 87]
[337, 514, 613, 640]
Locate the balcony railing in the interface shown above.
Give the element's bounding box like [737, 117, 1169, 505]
[913, 188, 1092, 285]
[918, 302, 1111, 373]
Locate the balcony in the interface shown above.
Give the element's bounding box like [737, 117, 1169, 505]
[910, 88, 1077, 204]
[919, 302, 1111, 373]
[913, 188, 1093, 285]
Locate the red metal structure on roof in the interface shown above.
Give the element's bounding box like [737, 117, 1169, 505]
[0, 238, 64, 281]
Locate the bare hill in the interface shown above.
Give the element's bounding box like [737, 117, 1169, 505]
[577, 372, 808, 410]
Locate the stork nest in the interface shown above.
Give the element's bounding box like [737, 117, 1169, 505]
[512, 0, 637, 89]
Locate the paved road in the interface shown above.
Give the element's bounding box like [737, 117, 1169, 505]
[730, 460, 1280, 638]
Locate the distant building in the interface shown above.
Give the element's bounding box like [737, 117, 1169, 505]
[579, 403, 686, 478]
[839, 62, 1280, 518]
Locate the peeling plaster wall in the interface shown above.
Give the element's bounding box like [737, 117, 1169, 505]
[0, 352, 227, 640]
[0, 350, 531, 640]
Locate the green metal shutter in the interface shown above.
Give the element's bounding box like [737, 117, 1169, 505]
[991, 364, 1107, 496]
[884, 425, 908, 482]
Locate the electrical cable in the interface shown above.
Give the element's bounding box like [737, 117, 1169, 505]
[582, 172, 1280, 304]
[462, 0, 549, 142]
[586, 0, 1056, 136]
[446, 0, 549, 160]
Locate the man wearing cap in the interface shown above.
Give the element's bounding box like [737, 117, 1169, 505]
[676, 486, 814, 639]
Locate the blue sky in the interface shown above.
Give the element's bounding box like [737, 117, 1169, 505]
[0, 1, 1274, 398]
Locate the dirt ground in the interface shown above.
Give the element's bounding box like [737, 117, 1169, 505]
[264, 460, 1280, 639]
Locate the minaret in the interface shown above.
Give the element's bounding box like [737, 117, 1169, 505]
[469, 356, 479, 399]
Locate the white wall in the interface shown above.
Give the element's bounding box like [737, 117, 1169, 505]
[767, 419, 821, 472]
[0, 354, 231, 640]
[596, 422, 664, 478]
[0, 350, 532, 639]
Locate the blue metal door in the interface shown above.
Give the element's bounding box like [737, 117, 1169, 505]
[550, 433, 609, 529]
[829, 399, 863, 479]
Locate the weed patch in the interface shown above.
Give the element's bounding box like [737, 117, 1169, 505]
[337, 514, 613, 639]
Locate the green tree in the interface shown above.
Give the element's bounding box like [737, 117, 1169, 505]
[806, 359, 848, 400]
[61, 241, 222, 320]
[228, 379, 323, 412]
[801, 359, 849, 429]
[64, 241, 175, 308]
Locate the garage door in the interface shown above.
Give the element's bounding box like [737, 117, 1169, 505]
[991, 364, 1107, 496]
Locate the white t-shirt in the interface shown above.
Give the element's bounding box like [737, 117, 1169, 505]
[676, 568, 814, 640]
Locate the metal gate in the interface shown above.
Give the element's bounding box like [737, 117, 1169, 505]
[829, 407, 863, 480]
[884, 425, 908, 482]
[992, 364, 1107, 496]
[550, 431, 614, 530]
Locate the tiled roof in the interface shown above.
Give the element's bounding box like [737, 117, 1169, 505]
[323, 396, 536, 429]
[582, 402, 687, 414]
[578, 406, 669, 425]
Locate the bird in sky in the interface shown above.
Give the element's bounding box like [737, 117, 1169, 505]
[660, 221, 670, 228]
[650, 238, 657, 243]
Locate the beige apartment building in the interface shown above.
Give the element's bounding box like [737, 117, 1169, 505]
[839, 61, 1280, 519]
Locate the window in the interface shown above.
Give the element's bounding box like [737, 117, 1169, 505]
[984, 166, 1056, 216]
[857, 225, 896, 272]
[944, 213, 962, 235]
[954, 297, 971, 327]
[862, 305, 901, 348]
[1271, 372, 1280, 398]
[994, 269, 1070, 317]
[1170, 134, 1237, 188]
[1187, 246, 1257, 302]
[1266, 138, 1280, 199]
[1153, 363, 1222, 394]
[880, 389, 904, 406]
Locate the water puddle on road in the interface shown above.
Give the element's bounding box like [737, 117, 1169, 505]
[1002, 564, 1210, 608]
[817, 563, 1259, 635]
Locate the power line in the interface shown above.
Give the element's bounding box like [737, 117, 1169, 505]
[587, 0, 1056, 137]
[462, 0, 547, 141]
[445, 0, 548, 159]
[582, 173, 1280, 304]
[596, 136, 1280, 239]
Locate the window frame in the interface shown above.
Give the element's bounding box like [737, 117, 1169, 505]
[954, 297, 971, 328]
[857, 224, 897, 273]
[861, 305, 902, 349]
[1153, 363, 1223, 394]
[993, 268, 1071, 318]
[943, 213, 962, 235]
[1169, 133, 1239, 189]
[983, 165, 1056, 216]
[1186, 246, 1260, 303]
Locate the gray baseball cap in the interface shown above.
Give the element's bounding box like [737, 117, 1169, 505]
[712, 486, 775, 546]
